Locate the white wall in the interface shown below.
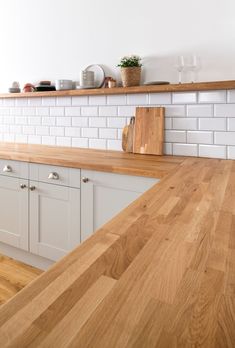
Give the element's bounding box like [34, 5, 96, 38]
[0, 0, 235, 91]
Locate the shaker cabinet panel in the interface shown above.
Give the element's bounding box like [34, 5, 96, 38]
[0, 176, 28, 250]
[81, 170, 158, 242]
[29, 181, 80, 261]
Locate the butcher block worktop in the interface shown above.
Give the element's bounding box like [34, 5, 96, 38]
[0, 144, 234, 347]
[0, 142, 182, 178]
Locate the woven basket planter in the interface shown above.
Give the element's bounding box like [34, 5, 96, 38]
[120, 67, 141, 87]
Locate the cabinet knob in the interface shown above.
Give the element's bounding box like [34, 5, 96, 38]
[48, 172, 59, 180]
[82, 177, 89, 183]
[20, 184, 27, 189]
[3, 165, 12, 173]
[29, 185, 36, 191]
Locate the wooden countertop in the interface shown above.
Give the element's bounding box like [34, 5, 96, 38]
[0, 80, 235, 98]
[0, 146, 234, 347]
[0, 142, 182, 178]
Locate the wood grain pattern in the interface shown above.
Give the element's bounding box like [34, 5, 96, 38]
[0, 80, 235, 98]
[0, 151, 234, 347]
[0, 142, 182, 178]
[133, 107, 164, 155]
[0, 254, 42, 305]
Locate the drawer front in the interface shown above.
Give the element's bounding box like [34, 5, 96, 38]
[0, 159, 29, 179]
[29, 163, 80, 188]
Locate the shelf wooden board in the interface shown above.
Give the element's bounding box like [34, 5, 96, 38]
[1, 80, 235, 99]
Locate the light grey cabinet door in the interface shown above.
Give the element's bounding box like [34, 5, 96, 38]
[29, 181, 80, 261]
[81, 170, 158, 241]
[0, 176, 28, 250]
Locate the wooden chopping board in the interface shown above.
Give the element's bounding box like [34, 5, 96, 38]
[133, 107, 164, 155]
[122, 117, 135, 152]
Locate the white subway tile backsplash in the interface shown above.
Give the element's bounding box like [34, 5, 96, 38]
[165, 105, 185, 117]
[56, 97, 71, 106]
[199, 118, 226, 131]
[89, 138, 106, 149]
[65, 127, 81, 137]
[10, 107, 22, 116]
[99, 106, 117, 117]
[23, 126, 35, 135]
[149, 93, 171, 105]
[165, 130, 186, 143]
[172, 92, 197, 104]
[118, 106, 136, 117]
[173, 143, 198, 156]
[165, 118, 172, 130]
[28, 98, 42, 107]
[28, 135, 41, 144]
[36, 126, 49, 136]
[4, 99, 15, 107]
[56, 117, 71, 127]
[72, 117, 88, 127]
[72, 137, 88, 148]
[28, 117, 41, 126]
[56, 137, 71, 147]
[81, 107, 98, 117]
[81, 128, 98, 138]
[89, 95, 106, 105]
[15, 98, 28, 107]
[72, 96, 89, 106]
[15, 116, 28, 125]
[0, 89, 234, 157]
[50, 107, 64, 117]
[173, 118, 197, 130]
[187, 104, 213, 117]
[228, 146, 235, 159]
[9, 125, 21, 134]
[42, 136, 56, 146]
[50, 127, 64, 136]
[127, 94, 148, 105]
[214, 104, 235, 117]
[107, 139, 122, 151]
[199, 145, 226, 159]
[227, 90, 235, 103]
[187, 131, 213, 144]
[164, 143, 172, 155]
[215, 132, 235, 146]
[36, 107, 50, 116]
[42, 117, 56, 126]
[22, 107, 36, 116]
[227, 118, 235, 131]
[198, 91, 226, 103]
[89, 117, 106, 127]
[107, 94, 126, 105]
[65, 107, 81, 117]
[42, 97, 56, 106]
[107, 117, 126, 128]
[99, 128, 117, 139]
[0, 108, 10, 116]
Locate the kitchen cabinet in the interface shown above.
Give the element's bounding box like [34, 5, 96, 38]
[29, 181, 80, 261]
[0, 161, 81, 262]
[0, 176, 28, 250]
[81, 170, 158, 241]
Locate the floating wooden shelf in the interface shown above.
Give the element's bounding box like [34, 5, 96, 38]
[0, 80, 235, 99]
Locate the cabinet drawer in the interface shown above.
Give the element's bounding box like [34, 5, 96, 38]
[29, 163, 80, 188]
[0, 159, 29, 179]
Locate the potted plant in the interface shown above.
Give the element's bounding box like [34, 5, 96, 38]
[118, 55, 142, 87]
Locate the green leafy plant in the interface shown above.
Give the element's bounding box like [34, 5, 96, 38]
[117, 55, 142, 68]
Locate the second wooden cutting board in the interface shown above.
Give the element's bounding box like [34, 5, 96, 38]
[133, 107, 165, 155]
